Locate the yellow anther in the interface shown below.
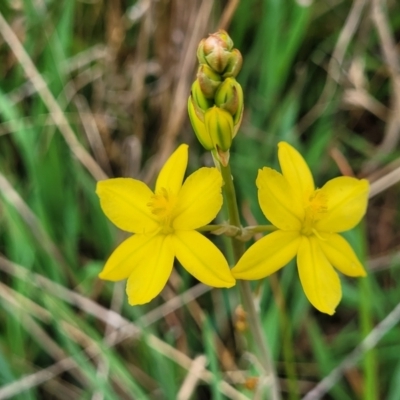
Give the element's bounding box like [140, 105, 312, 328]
[301, 190, 328, 236]
[147, 188, 177, 232]
[308, 190, 328, 214]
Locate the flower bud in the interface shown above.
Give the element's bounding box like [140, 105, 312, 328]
[196, 39, 207, 65]
[212, 30, 234, 50]
[189, 30, 244, 161]
[191, 80, 213, 111]
[223, 49, 243, 78]
[214, 78, 240, 116]
[205, 106, 234, 153]
[197, 65, 222, 99]
[201, 30, 233, 73]
[188, 96, 213, 151]
[215, 78, 244, 138]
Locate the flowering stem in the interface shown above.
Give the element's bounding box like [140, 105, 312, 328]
[219, 162, 281, 400]
[198, 224, 276, 238]
[249, 225, 277, 233]
[197, 224, 225, 232]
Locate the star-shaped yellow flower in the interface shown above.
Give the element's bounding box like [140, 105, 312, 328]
[232, 142, 369, 315]
[97, 144, 235, 305]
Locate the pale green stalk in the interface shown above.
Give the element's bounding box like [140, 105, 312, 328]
[249, 225, 277, 233]
[197, 224, 225, 232]
[197, 224, 276, 236]
[359, 221, 378, 400]
[219, 162, 281, 400]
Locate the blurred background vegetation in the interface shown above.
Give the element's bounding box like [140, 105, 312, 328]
[0, 0, 399, 399]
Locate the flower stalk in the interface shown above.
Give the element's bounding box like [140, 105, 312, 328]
[220, 162, 281, 400]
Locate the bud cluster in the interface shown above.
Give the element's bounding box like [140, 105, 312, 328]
[188, 30, 244, 166]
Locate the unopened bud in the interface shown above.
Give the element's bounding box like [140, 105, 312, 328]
[190, 30, 244, 160]
[223, 49, 243, 78]
[191, 80, 213, 111]
[197, 65, 222, 98]
[188, 96, 213, 151]
[205, 106, 233, 153]
[196, 39, 207, 65]
[215, 78, 244, 138]
[201, 30, 233, 73]
[212, 30, 234, 50]
[214, 78, 240, 116]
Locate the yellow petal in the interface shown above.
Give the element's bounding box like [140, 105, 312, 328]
[96, 179, 158, 233]
[297, 236, 341, 315]
[257, 168, 303, 231]
[125, 234, 175, 305]
[318, 233, 367, 277]
[278, 142, 314, 205]
[99, 233, 159, 281]
[232, 231, 301, 280]
[173, 168, 223, 230]
[172, 230, 235, 287]
[155, 144, 188, 194]
[315, 177, 369, 233]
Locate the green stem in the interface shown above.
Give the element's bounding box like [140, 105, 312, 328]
[269, 274, 300, 400]
[359, 222, 378, 400]
[219, 164, 244, 254]
[220, 163, 281, 400]
[250, 225, 277, 233]
[197, 224, 276, 237]
[197, 224, 224, 232]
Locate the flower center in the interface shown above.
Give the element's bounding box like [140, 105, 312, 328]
[147, 187, 176, 234]
[301, 189, 328, 236]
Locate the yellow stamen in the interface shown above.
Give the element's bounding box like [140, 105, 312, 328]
[301, 189, 328, 236]
[147, 188, 176, 233]
[311, 228, 326, 241]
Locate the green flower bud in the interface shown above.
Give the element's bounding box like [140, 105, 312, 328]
[197, 65, 222, 99]
[188, 96, 213, 151]
[205, 106, 234, 153]
[232, 106, 243, 139]
[201, 30, 233, 73]
[214, 78, 240, 116]
[215, 78, 244, 138]
[190, 30, 244, 160]
[223, 49, 243, 78]
[196, 39, 207, 65]
[191, 80, 213, 111]
[213, 30, 234, 50]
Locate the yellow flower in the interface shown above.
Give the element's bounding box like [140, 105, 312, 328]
[97, 144, 235, 305]
[232, 142, 369, 315]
